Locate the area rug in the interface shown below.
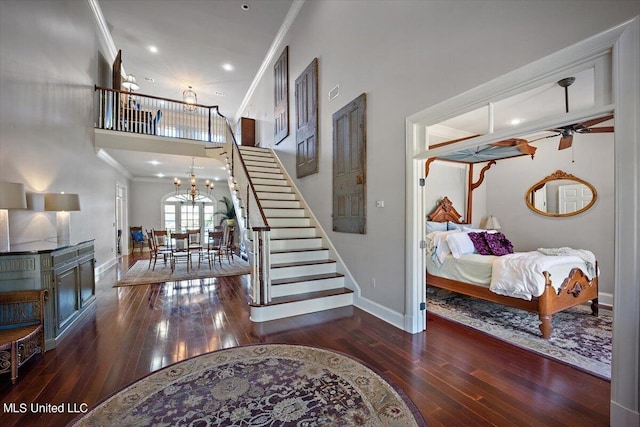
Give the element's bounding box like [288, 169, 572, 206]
[70, 344, 426, 426]
[115, 258, 251, 287]
[427, 287, 612, 380]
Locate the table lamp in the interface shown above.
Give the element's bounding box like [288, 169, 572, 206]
[485, 215, 501, 231]
[0, 182, 28, 252]
[45, 192, 81, 246]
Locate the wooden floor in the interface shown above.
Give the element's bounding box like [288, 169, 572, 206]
[0, 254, 610, 426]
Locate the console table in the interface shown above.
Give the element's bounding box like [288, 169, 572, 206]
[0, 240, 95, 351]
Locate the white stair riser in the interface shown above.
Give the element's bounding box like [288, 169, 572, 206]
[247, 162, 282, 174]
[257, 192, 298, 201]
[261, 200, 301, 209]
[271, 262, 336, 280]
[250, 293, 353, 322]
[271, 276, 345, 297]
[248, 171, 284, 180]
[253, 178, 289, 186]
[267, 217, 310, 227]
[254, 185, 293, 193]
[238, 147, 270, 154]
[270, 227, 317, 239]
[270, 249, 329, 264]
[245, 160, 277, 168]
[270, 238, 323, 251]
[265, 208, 306, 217]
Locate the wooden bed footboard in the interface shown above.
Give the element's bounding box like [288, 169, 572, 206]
[427, 266, 598, 339]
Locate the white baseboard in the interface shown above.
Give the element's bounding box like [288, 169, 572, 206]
[610, 400, 639, 427]
[599, 291, 613, 309]
[354, 295, 405, 331]
[95, 256, 118, 278]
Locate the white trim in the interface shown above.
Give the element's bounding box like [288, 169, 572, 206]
[95, 256, 118, 278]
[354, 295, 405, 331]
[96, 148, 133, 179]
[87, 0, 122, 73]
[234, 0, 306, 122]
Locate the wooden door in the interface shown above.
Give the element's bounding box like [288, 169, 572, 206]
[112, 49, 121, 90]
[274, 46, 289, 144]
[332, 93, 366, 234]
[295, 58, 318, 178]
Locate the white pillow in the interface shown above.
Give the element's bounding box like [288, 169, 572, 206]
[446, 232, 476, 258]
[426, 221, 447, 233]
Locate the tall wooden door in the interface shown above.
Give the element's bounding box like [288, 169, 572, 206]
[274, 46, 289, 144]
[295, 58, 318, 178]
[332, 93, 366, 234]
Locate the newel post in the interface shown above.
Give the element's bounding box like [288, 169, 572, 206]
[251, 227, 271, 305]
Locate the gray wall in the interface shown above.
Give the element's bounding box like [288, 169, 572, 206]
[241, 0, 638, 314]
[486, 132, 615, 297]
[0, 0, 130, 268]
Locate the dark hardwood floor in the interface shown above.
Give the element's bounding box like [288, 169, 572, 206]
[0, 254, 610, 426]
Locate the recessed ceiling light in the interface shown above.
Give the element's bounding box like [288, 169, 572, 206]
[156, 173, 164, 178]
[509, 118, 521, 126]
[241, 4, 249, 11]
[222, 63, 234, 72]
[148, 45, 158, 53]
[149, 160, 160, 166]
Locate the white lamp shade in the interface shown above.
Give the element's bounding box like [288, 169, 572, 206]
[485, 215, 501, 230]
[0, 182, 27, 209]
[44, 193, 81, 211]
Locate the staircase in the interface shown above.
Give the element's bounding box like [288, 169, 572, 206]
[237, 146, 353, 322]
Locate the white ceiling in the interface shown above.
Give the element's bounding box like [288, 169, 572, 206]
[96, 0, 294, 181]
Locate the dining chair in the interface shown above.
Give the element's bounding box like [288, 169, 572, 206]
[220, 226, 235, 263]
[152, 229, 172, 266]
[170, 233, 191, 272]
[207, 230, 224, 269]
[187, 229, 204, 267]
[146, 230, 160, 271]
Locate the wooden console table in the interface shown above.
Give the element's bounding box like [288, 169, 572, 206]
[0, 240, 95, 351]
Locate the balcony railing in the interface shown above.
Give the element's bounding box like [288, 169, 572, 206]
[94, 86, 227, 145]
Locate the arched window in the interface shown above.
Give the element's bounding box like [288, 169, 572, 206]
[161, 193, 217, 233]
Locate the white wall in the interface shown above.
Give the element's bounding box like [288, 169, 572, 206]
[0, 0, 129, 269]
[129, 179, 232, 233]
[241, 0, 639, 314]
[486, 132, 615, 299]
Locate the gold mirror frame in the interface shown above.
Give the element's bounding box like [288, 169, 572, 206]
[525, 170, 597, 217]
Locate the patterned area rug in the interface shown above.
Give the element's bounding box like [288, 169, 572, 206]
[115, 259, 251, 287]
[427, 287, 612, 379]
[70, 344, 426, 426]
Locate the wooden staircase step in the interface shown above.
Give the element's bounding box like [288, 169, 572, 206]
[271, 272, 344, 286]
[253, 287, 353, 306]
[271, 259, 336, 269]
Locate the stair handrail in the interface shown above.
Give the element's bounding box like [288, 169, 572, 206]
[221, 119, 272, 306]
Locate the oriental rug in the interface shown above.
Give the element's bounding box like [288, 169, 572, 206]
[427, 287, 611, 380]
[70, 344, 426, 426]
[115, 258, 251, 287]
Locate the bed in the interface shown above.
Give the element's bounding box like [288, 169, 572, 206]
[425, 197, 599, 338]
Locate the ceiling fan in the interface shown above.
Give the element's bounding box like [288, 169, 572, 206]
[549, 77, 614, 150]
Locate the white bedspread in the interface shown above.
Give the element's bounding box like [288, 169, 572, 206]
[489, 251, 585, 300]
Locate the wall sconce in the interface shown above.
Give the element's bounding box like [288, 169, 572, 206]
[485, 215, 501, 231]
[0, 182, 28, 252]
[45, 192, 81, 246]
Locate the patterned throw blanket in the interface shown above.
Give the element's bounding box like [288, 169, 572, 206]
[537, 247, 597, 277]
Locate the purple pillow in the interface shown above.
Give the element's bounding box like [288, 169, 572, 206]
[484, 232, 514, 256]
[468, 232, 492, 255]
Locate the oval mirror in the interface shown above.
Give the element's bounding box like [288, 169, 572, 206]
[525, 170, 597, 217]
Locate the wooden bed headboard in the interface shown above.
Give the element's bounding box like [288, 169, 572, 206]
[428, 197, 463, 223]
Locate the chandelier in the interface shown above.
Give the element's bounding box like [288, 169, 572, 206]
[173, 158, 214, 205]
[183, 85, 197, 112]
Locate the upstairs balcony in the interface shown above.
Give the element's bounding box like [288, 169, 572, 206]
[94, 86, 228, 150]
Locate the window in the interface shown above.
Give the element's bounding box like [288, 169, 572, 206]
[161, 194, 216, 234]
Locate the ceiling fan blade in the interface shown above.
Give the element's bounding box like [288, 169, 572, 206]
[578, 126, 614, 134]
[578, 114, 614, 129]
[558, 134, 574, 150]
[489, 138, 527, 147]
